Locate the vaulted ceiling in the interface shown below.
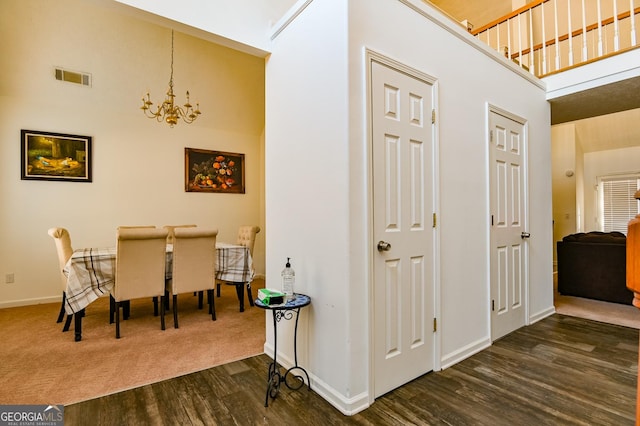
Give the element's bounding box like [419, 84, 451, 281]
[549, 76, 640, 153]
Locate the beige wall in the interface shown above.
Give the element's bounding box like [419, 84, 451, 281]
[0, 0, 265, 307]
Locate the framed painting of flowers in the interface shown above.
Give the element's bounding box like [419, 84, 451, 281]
[185, 148, 245, 193]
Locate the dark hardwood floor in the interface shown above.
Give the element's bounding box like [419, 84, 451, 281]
[65, 314, 638, 425]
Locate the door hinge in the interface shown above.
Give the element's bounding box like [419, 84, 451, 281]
[432, 213, 437, 228]
[491, 215, 494, 226]
[489, 129, 494, 142]
[492, 299, 495, 311]
[432, 109, 436, 124]
[433, 318, 437, 332]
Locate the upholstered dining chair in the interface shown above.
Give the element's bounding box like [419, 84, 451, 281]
[216, 225, 261, 307]
[163, 224, 197, 244]
[47, 227, 75, 332]
[169, 228, 218, 328]
[112, 227, 169, 338]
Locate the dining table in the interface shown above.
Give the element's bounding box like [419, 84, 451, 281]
[62, 242, 254, 341]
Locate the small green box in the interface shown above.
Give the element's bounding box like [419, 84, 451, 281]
[258, 288, 285, 305]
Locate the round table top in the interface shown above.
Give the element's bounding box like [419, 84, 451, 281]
[255, 293, 310, 310]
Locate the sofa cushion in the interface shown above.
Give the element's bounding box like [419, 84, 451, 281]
[562, 231, 626, 244]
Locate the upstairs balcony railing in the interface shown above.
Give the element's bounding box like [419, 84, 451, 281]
[471, 0, 639, 77]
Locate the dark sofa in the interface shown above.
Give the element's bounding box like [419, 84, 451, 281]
[556, 231, 633, 305]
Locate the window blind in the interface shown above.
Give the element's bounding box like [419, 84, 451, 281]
[601, 177, 640, 234]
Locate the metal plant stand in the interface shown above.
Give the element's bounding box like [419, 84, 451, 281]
[255, 293, 311, 407]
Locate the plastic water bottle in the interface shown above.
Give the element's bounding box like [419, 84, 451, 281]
[281, 257, 295, 301]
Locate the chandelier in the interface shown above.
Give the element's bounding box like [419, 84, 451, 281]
[141, 30, 201, 127]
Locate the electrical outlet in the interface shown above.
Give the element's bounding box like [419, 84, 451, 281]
[5, 273, 14, 284]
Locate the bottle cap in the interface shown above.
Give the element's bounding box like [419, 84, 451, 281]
[286, 257, 291, 268]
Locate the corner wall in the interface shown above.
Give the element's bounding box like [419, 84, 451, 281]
[267, 0, 552, 415]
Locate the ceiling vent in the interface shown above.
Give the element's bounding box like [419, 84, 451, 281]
[54, 67, 91, 87]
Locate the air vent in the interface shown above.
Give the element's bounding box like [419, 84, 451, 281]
[54, 67, 91, 87]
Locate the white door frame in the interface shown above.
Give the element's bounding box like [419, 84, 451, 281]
[486, 103, 530, 340]
[366, 48, 441, 404]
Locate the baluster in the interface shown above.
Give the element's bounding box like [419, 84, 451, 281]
[507, 16, 512, 59]
[631, 0, 637, 46]
[497, 21, 502, 58]
[517, 12, 523, 69]
[581, 0, 588, 61]
[528, 7, 535, 74]
[613, 0, 620, 50]
[597, 0, 604, 55]
[567, 0, 574, 66]
[541, 1, 547, 74]
[554, 0, 560, 70]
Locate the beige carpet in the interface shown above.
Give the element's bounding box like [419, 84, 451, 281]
[0, 279, 266, 405]
[554, 273, 640, 329]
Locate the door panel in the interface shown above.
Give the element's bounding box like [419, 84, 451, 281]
[490, 110, 528, 340]
[372, 60, 435, 398]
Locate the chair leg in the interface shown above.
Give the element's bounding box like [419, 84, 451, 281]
[62, 313, 73, 332]
[57, 292, 66, 323]
[247, 283, 255, 307]
[173, 294, 178, 329]
[160, 296, 166, 331]
[165, 290, 170, 310]
[217, 282, 221, 297]
[153, 296, 159, 316]
[115, 301, 121, 339]
[208, 289, 216, 321]
[198, 291, 204, 309]
[235, 283, 245, 312]
[110, 295, 115, 324]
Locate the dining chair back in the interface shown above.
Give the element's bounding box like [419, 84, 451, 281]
[216, 225, 261, 309]
[47, 227, 75, 331]
[237, 225, 261, 256]
[163, 224, 197, 244]
[170, 228, 218, 328]
[112, 227, 169, 338]
[117, 225, 156, 230]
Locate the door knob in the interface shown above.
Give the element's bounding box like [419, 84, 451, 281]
[377, 241, 391, 252]
[521, 232, 531, 239]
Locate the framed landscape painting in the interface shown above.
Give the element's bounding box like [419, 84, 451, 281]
[185, 147, 245, 193]
[21, 129, 92, 182]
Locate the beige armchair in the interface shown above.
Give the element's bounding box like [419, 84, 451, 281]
[47, 227, 75, 332]
[217, 225, 260, 307]
[112, 227, 169, 338]
[169, 228, 218, 328]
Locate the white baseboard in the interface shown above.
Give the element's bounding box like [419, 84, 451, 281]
[529, 306, 556, 324]
[0, 295, 60, 309]
[440, 335, 492, 370]
[262, 342, 371, 415]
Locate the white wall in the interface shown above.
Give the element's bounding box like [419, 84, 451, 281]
[551, 123, 578, 262]
[267, 0, 552, 415]
[583, 146, 640, 231]
[0, 0, 265, 307]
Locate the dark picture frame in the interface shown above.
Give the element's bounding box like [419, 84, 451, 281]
[21, 129, 92, 182]
[185, 147, 245, 193]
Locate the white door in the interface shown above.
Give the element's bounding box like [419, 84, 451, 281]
[489, 109, 528, 341]
[371, 59, 435, 398]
